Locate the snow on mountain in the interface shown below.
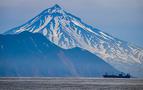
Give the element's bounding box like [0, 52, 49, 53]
[5, 4, 143, 77]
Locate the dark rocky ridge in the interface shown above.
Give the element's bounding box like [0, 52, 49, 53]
[0, 31, 120, 77]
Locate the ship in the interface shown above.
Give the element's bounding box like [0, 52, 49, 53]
[103, 73, 131, 78]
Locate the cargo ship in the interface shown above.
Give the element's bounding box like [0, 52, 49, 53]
[103, 73, 131, 78]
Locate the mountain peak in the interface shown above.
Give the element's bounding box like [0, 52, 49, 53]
[42, 4, 63, 14]
[53, 4, 61, 9]
[51, 4, 62, 10]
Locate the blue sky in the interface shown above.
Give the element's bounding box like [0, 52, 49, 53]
[0, 0, 143, 47]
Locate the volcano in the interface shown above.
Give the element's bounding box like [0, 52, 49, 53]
[4, 4, 143, 77]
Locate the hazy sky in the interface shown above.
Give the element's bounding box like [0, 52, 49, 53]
[0, 0, 143, 47]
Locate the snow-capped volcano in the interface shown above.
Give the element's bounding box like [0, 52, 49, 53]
[5, 4, 143, 77]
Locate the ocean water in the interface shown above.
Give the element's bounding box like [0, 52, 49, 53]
[0, 77, 143, 90]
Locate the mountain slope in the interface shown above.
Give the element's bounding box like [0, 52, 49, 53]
[5, 4, 143, 77]
[0, 31, 120, 77]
